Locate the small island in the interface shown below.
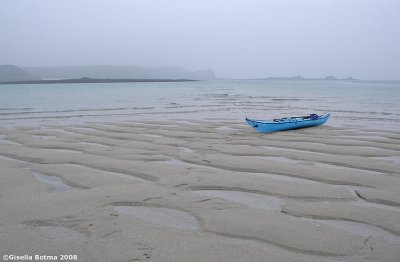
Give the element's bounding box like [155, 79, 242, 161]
[257, 75, 357, 81]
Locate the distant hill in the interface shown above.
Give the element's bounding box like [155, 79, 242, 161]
[23, 65, 216, 80]
[0, 77, 196, 85]
[0, 65, 39, 82]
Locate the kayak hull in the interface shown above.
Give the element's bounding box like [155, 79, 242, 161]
[246, 114, 330, 133]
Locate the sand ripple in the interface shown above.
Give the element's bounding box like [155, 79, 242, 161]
[1, 120, 399, 261]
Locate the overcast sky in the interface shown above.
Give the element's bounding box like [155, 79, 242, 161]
[1, 0, 399, 79]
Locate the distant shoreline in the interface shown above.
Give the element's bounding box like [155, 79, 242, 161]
[0, 77, 197, 85]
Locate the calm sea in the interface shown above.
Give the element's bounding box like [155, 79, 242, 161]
[0, 80, 399, 129]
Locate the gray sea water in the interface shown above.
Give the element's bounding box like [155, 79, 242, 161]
[0, 80, 399, 129]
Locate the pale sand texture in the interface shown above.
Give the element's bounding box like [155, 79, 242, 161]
[0, 120, 399, 261]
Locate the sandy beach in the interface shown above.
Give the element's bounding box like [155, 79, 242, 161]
[2, 0, 400, 260]
[0, 120, 399, 261]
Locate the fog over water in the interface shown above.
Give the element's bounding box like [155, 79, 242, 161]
[1, 0, 399, 80]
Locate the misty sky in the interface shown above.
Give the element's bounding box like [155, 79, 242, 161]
[1, 0, 399, 79]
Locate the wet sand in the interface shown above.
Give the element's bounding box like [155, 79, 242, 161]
[0, 120, 399, 261]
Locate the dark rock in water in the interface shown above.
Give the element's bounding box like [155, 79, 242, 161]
[345, 76, 356, 80]
[290, 75, 306, 80]
[0, 65, 40, 82]
[324, 75, 337, 80]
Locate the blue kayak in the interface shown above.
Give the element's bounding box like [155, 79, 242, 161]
[245, 113, 330, 133]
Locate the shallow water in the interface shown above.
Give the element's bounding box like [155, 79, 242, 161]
[246, 156, 302, 164]
[0, 155, 28, 165]
[246, 171, 319, 184]
[370, 156, 400, 164]
[32, 172, 75, 192]
[39, 148, 83, 154]
[193, 190, 282, 210]
[313, 162, 385, 175]
[63, 164, 150, 183]
[0, 80, 399, 129]
[77, 141, 110, 148]
[38, 226, 87, 242]
[114, 206, 200, 230]
[159, 158, 221, 171]
[32, 135, 57, 139]
[0, 136, 22, 146]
